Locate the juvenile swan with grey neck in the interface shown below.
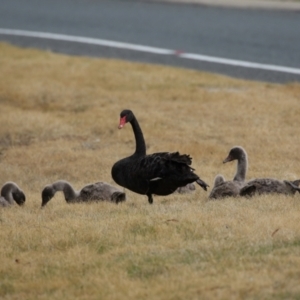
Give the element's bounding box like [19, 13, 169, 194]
[240, 178, 300, 197]
[209, 146, 247, 199]
[0, 182, 26, 207]
[111, 109, 208, 204]
[41, 180, 126, 207]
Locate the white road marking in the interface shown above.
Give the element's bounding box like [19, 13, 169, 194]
[1, 28, 300, 75]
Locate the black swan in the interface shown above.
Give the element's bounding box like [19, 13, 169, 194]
[41, 180, 126, 207]
[209, 146, 247, 199]
[0, 182, 26, 207]
[240, 178, 300, 197]
[111, 109, 209, 204]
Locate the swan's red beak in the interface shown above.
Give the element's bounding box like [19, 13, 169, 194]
[118, 116, 127, 129]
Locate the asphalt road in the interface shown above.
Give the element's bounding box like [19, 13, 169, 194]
[0, 0, 300, 83]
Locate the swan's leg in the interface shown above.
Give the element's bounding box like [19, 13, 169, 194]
[147, 193, 153, 204]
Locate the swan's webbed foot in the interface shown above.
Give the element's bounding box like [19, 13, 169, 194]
[196, 179, 209, 191]
[147, 193, 153, 204]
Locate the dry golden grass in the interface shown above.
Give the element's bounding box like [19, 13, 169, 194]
[0, 42, 300, 299]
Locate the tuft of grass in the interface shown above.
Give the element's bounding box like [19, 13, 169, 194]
[0, 42, 300, 299]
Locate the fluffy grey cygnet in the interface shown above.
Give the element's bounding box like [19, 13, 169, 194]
[175, 183, 196, 194]
[0, 182, 26, 207]
[240, 178, 300, 197]
[209, 146, 247, 200]
[41, 180, 126, 207]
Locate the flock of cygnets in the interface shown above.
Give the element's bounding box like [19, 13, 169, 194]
[1, 109, 299, 208]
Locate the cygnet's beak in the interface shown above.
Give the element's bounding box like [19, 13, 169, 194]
[223, 155, 232, 164]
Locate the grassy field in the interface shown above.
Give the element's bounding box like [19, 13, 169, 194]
[0, 42, 300, 299]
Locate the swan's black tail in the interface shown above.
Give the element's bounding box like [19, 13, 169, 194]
[196, 179, 209, 191]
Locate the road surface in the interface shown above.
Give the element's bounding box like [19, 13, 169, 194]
[0, 0, 300, 83]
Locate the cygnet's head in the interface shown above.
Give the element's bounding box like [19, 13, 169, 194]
[111, 191, 126, 203]
[41, 185, 55, 207]
[223, 146, 246, 164]
[13, 189, 26, 206]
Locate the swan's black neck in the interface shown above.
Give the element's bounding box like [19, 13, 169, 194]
[130, 116, 146, 156]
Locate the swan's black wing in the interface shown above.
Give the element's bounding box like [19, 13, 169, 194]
[131, 152, 194, 181]
[154, 152, 193, 166]
[132, 151, 208, 194]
